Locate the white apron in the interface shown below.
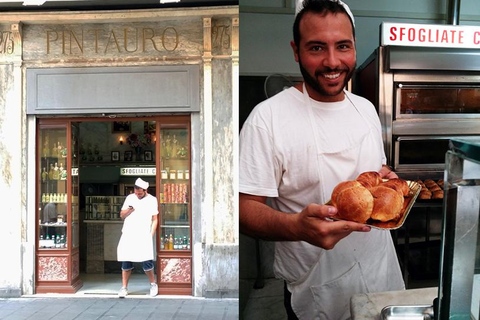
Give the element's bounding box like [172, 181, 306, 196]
[117, 232, 154, 262]
[288, 86, 405, 320]
[117, 194, 156, 262]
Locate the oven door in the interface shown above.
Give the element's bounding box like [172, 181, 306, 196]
[395, 84, 480, 120]
[393, 135, 479, 172]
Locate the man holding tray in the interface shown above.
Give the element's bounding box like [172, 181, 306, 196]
[239, 0, 404, 319]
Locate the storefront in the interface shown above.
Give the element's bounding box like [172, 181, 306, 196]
[0, 5, 238, 297]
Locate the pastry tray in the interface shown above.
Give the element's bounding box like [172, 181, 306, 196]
[381, 305, 434, 319]
[327, 180, 421, 230]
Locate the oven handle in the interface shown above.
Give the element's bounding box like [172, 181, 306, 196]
[395, 135, 477, 142]
[397, 83, 480, 89]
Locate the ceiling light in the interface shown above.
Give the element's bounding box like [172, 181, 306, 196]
[160, 0, 180, 3]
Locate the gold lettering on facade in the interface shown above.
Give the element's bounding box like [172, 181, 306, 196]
[124, 28, 138, 53]
[46, 30, 57, 54]
[161, 27, 179, 52]
[44, 26, 179, 56]
[70, 29, 84, 54]
[142, 28, 159, 52]
[92, 28, 101, 53]
[212, 24, 231, 49]
[104, 30, 121, 53]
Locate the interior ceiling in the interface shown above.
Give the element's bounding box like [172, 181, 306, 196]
[0, 0, 237, 12]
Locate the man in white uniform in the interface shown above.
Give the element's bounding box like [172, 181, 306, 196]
[239, 1, 405, 319]
[117, 177, 159, 298]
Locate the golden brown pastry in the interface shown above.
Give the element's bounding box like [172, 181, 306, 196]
[335, 183, 374, 224]
[380, 178, 410, 197]
[424, 179, 436, 188]
[419, 190, 432, 199]
[429, 184, 442, 192]
[369, 186, 404, 222]
[356, 171, 382, 189]
[331, 180, 363, 207]
[432, 190, 444, 199]
[415, 179, 425, 187]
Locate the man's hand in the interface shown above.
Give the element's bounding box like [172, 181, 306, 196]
[120, 206, 135, 220]
[239, 193, 370, 250]
[380, 165, 398, 179]
[292, 204, 371, 250]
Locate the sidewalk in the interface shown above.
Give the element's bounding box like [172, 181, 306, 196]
[0, 295, 238, 320]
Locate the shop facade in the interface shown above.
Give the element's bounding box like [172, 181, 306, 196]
[0, 5, 238, 297]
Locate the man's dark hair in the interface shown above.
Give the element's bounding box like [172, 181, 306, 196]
[293, 0, 356, 47]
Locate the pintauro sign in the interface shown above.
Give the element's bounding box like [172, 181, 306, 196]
[381, 22, 480, 49]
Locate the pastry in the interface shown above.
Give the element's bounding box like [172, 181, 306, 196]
[369, 186, 404, 222]
[380, 178, 410, 197]
[334, 183, 374, 224]
[356, 171, 382, 188]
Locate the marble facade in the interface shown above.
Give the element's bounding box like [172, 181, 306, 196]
[0, 5, 238, 298]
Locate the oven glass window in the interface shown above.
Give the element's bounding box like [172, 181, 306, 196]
[400, 88, 480, 115]
[398, 139, 450, 164]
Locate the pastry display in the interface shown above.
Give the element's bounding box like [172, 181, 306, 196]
[414, 179, 444, 200]
[330, 171, 418, 227]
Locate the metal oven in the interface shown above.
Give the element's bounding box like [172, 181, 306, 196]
[355, 45, 480, 287]
[355, 46, 480, 178]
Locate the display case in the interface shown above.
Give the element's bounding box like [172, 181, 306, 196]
[36, 120, 82, 293]
[437, 138, 480, 319]
[84, 196, 124, 220]
[157, 123, 192, 295]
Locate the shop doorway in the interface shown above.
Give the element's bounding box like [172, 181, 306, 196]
[36, 116, 193, 296]
[76, 119, 157, 295]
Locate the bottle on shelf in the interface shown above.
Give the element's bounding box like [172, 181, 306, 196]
[168, 234, 174, 250]
[48, 164, 55, 180]
[160, 236, 164, 250]
[53, 163, 59, 180]
[57, 141, 63, 158]
[55, 235, 60, 248]
[42, 167, 48, 182]
[52, 142, 58, 157]
[183, 236, 188, 250]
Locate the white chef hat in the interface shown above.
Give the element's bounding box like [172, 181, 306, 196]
[135, 177, 149, 189]
[295, 0, 355, 27]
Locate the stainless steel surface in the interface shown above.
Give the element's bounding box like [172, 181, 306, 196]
[394, 73, 480, 83]
[393, 135, 479, 172]
[356, 46, 480, 177]
[377, 46, 395, 167]
[381, 305, 434, 320]
[447, 0, 461, 25]
[386, 47, 480, 72]
[437, 145, 480, 318]
[393, 120, 480, 136]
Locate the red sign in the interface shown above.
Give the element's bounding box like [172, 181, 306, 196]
[381, 22, 480, 48]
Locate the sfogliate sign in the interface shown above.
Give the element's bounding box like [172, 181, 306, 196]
[381, 22, 480, 49]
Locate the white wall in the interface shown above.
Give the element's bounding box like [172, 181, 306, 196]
[240, 0, 480, 76]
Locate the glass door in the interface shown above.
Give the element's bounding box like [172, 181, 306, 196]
[36, 120, 82, 293]
[157, 118, 192, 295]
